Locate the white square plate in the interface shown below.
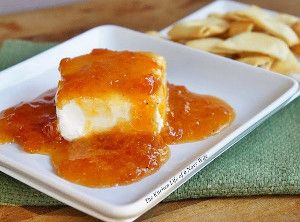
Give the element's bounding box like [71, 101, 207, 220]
[0, 25, 298, 222]
[160, 0, 300, 101]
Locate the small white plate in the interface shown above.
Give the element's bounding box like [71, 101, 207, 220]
[0, 25, 298, 222]
[160, 0, 300, 101]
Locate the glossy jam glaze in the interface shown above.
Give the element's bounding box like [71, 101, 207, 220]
[0, 85, 234, 187]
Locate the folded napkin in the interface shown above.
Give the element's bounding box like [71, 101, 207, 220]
[0, 40, 299, 206]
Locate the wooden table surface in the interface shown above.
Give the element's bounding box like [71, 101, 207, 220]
[0, 0, 300, 221]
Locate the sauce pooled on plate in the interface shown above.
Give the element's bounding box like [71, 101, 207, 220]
[0, 50, 234, 187]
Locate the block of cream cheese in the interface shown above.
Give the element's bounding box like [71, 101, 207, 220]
[56, 49, 167, 141]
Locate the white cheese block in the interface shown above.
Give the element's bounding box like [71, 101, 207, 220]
[56, 95, 133, 141]
[55, 49, 167, 141]
[56, 94, 164, 141]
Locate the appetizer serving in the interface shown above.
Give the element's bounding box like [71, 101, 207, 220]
[0, 49, 234, 187]
[149, 6, 300, 75]
[0, 23, 297, 221]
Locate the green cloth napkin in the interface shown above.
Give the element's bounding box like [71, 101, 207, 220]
[0, 40, 299, 206]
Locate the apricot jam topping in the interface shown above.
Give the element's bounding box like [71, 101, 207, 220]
[57, 49, 165, 108]
[162, 84, 235, 144]
[0, 85, 234, 187]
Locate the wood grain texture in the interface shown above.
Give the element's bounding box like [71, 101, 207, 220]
[0, 0, 300, 221]
[0, 0, 211, 41]
[1, 196, 300, 222]
[0, 0, 299, 42]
